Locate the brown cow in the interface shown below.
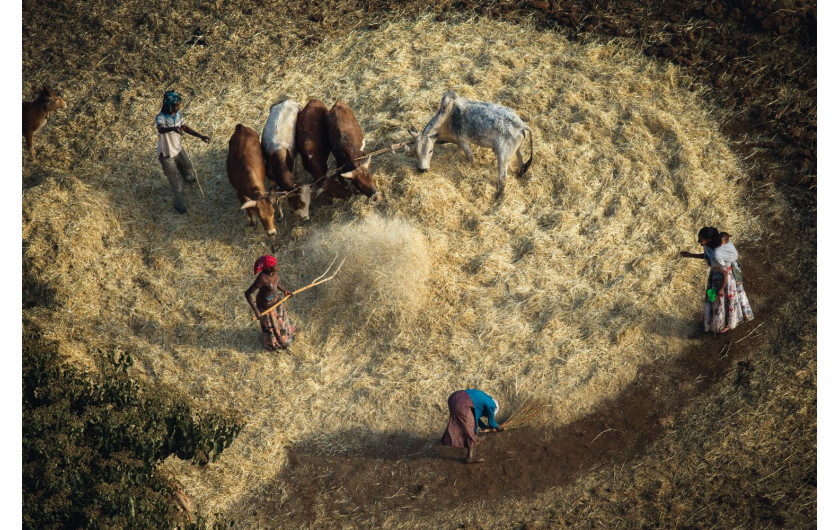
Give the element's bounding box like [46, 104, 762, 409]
[227, 124, 278, 246]
[295, 99, 350, 202]
[22, 86, 67, 158]
[261, 97, 313, 221]
[326, 100, 380, 200]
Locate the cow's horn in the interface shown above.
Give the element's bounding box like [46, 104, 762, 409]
[408, 127, 419, 139]
[340, 171, 354, 179]
[361, 156, 371, 169]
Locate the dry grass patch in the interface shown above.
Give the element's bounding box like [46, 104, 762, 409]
[23, 15, 764, 521]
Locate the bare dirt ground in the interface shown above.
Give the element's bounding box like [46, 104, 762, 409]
[22, 0, 816, 527]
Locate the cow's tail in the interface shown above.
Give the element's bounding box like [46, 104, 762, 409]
[517, 127, 534, 179]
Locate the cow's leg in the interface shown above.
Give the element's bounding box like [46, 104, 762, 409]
[458, 138, 474, 164]
[495, 142, 514, 196]
[246, 207, 256, 227]
[496, 157, 509, 196]
[514, 135, 529, 178]
[516, 143, 525, 168]
[24, 132, 36, 158]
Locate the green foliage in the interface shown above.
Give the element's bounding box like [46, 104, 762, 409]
[23, 328, 244, 529]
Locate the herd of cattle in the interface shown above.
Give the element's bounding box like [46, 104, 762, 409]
[21, 87, 534, 248]
[227, 98, 378, 238]
[226, 90, 534, 245]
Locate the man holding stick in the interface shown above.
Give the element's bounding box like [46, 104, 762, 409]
[155, 90, 210, 214]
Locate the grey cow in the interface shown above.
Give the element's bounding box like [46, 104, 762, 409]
[410, 91, 533, 195]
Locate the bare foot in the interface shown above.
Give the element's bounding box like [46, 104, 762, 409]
[464, 457, 485, 464]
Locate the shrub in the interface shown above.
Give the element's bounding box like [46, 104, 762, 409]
[23, 327, 243, 529]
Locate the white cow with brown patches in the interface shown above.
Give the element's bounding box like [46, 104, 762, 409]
[261, 97, 314, 221]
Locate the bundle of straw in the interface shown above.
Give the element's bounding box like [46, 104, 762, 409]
[481, 398, 548, 432]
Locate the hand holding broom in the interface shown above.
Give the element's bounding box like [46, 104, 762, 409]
[478, 398, 547, 433]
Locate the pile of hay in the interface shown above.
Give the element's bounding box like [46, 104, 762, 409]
[22, 14, 767, 521]
[303, 215, 431, 329]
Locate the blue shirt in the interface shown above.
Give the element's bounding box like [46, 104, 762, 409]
[465, 389, 499, 433]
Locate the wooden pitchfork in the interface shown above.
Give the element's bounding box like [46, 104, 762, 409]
[252, 256, 345, 320]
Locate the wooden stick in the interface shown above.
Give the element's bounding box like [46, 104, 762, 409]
[734, 321, 765, 343]
[242, 139, 414, 207]
[193, 165, 206, 199]
[321, 139, 413, 181]
[240, 140, 413, 210]
[351, 140, 412, 161]
[252, 257, 345, 320]
[240, 189, 297, 210]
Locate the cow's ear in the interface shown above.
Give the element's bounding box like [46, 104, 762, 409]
[340, 171, 354, 179]
[440, 91, 457, 113]
[361, 156, 371, 169]
[408, 127, 419, 139]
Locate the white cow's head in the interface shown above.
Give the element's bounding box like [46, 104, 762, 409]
[409, 127, 437, 172]
[288, 183, 315, 221]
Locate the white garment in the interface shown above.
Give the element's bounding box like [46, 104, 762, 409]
[155, 111, 185, 157]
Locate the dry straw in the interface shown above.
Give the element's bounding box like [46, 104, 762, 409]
[23, 15, 767, 522]
[485, 398, 548, 432]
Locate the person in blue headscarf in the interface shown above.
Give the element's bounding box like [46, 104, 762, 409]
[155, 90, 210, 213]
[441, 388, 503, 463]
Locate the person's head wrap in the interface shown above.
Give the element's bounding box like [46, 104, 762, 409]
[162, 90, 181, 115]
[254, 255, 277, 274]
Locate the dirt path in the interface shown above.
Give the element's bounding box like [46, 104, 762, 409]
[230, 249, 783, 526]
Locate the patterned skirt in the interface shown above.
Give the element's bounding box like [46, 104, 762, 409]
[441, 390, 478, 448]
[259, 303, 296, 351]
[704, 264, 754, 333]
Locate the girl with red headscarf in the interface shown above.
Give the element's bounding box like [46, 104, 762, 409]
[245, 255, 296, 350]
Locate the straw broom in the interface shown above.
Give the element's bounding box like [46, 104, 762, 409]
[480, 398, 548, 433]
